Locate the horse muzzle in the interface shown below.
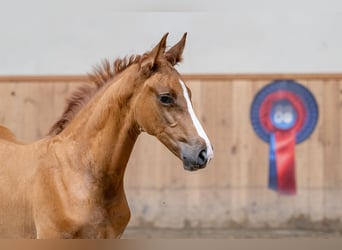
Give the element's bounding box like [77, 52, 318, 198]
[180, 142, 212, 171]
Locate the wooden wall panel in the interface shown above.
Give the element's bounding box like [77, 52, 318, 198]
[0, 81, 74, 142]
[0, 74, 342, 231]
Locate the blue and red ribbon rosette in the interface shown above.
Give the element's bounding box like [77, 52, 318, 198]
[250, 80, 318, 195]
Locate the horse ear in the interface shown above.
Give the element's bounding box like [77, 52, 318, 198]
[149, 33, 169, 67]
[165, 32, 187, 66]
[140, 33, 168, 74]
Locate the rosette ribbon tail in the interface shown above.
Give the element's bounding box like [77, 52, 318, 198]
[269, 131, 296, 194]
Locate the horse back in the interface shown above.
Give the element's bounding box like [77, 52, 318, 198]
[0, 125, 22, 144]
[0, 125, 35, 237]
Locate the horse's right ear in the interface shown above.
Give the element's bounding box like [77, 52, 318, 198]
[165, 33, 187, 66]
[141, 33, 168, 73]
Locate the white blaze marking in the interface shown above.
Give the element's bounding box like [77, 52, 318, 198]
[179, 79, 214, 161]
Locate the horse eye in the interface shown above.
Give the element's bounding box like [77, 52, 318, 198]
[159, 94, 174, 105]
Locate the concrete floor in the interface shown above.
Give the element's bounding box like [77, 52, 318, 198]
[122, 227, 342, 239]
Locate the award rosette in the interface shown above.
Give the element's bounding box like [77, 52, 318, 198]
[250, 80, 318, 194]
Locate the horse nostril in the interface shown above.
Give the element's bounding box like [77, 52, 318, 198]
[198, 149, 207, 165]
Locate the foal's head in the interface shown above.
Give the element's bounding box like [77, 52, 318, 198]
[50, 33, 213, 171]
[133, 33, 213, 171]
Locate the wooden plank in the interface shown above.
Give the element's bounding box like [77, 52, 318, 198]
[321, 80, 341, 188]
[198, 80, 233, 188]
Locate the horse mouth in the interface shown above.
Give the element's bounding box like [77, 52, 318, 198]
[183, 162, 207, 171]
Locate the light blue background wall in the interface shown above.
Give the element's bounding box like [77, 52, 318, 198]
[0, 0, 341, 74]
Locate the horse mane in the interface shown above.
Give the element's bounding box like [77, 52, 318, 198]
[48, 54, 146, 135]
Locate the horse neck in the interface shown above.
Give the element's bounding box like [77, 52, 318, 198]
[60, 71, 141, 177]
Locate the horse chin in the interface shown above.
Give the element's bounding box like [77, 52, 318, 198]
[183, 163, 207, 172]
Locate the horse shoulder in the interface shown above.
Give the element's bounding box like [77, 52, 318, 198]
[31, 138, 105, 232]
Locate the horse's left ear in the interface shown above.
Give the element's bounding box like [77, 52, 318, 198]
[165, 32, 187, 66]
[148, 33, 168, 67]
[140, 33, 168, 74]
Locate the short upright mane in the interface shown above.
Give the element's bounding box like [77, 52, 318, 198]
[48, 54, 145, 135]
[88, 55, 146, 86]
